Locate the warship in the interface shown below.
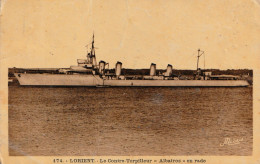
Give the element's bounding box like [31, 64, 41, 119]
[14, 34, 250, 87]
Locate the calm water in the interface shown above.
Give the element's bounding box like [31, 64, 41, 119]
[8, 86, 252, 156]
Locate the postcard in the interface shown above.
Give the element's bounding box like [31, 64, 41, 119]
[1, 0, 260, 163]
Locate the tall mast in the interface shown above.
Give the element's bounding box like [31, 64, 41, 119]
[91, 33, 95, 56]
[90, 33, 97, 67]
[196, 49, 204, 71]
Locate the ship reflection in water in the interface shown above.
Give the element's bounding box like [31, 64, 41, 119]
[9, 86, 252, 156]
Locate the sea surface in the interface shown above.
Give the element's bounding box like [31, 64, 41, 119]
[8, 86, 252, 156]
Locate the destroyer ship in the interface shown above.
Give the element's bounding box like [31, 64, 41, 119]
[14, 34, 250, 87]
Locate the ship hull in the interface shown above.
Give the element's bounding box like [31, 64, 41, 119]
[14, 73, 250, 87]
[104, 79, 249, 87]
[14, 73, 103, 86]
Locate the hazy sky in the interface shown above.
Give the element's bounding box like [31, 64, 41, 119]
[1, 0, 260, 69]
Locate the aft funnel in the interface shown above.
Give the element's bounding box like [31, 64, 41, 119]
[150, 63, 156, 76]
[115, 61, 122, 76]
[165, 64, 173, 76]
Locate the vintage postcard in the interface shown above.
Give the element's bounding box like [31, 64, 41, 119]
[1, 0, 260, 163]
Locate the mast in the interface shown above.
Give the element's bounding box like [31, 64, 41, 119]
[196, 49, 204, 78]
[196, 49, 204, 71]
[90, 33, 97, 67]
[91, 33, 95, 55]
